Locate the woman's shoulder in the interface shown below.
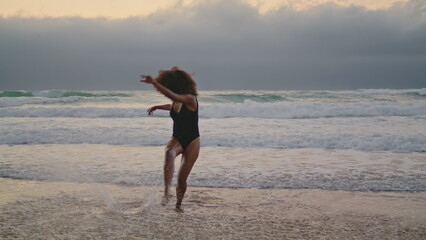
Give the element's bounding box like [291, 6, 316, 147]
[183, 95, 197, 112]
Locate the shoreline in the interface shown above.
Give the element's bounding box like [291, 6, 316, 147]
[2, 144, 425, 192]
[1, 178, 425, 239]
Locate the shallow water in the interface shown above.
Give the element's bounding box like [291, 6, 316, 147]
[1, 145, 425, 191]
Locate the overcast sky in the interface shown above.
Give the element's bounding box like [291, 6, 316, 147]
[0, 0, 425, 90]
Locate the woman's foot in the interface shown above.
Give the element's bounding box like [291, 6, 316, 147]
[162, 194, 172, 206]
[175, 205, 184, 213]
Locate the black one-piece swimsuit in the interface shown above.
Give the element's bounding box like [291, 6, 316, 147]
[170, 100, 200, 150]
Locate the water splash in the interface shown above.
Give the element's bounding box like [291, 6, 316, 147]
[90, 184, 120, 212]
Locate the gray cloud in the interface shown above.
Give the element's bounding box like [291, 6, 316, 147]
[0, 0, 425, 90]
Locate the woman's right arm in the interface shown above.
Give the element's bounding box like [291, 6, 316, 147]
[147, 104, 171, 115]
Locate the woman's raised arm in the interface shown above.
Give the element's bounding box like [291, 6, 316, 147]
[140, 75, 196, 108]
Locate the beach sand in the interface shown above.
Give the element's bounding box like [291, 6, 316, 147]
[1, 178, 425, 239]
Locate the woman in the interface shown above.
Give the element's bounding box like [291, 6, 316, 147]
[140, 67, 200, 213]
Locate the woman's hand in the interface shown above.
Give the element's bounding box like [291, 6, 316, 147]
[147, 106, 157, 115]
[140, 75, 155, 84]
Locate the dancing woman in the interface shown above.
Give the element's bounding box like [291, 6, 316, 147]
[140, 67, 200, 212]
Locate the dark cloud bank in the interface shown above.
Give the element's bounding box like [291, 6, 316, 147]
[0, 0, 425, 90]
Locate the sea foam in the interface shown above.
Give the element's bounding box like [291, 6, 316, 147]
[1, 116, 425, 152]
[1, 89, 425, 152]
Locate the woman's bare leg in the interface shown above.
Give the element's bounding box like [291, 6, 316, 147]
[176, 137, 200, 212]
[163, 138, 183, 203]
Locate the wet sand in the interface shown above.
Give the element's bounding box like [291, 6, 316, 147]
[1, 178, 425, 239]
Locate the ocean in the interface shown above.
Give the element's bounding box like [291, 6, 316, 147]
[1, 88, 426, 239]
[0, 89, 425, 192]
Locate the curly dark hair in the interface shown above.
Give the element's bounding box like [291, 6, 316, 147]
[156, 67, 198, 96]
